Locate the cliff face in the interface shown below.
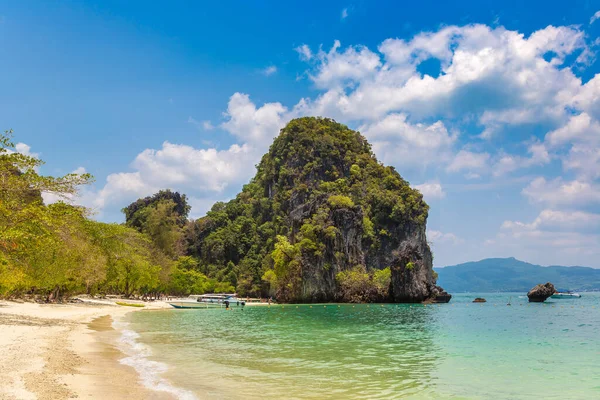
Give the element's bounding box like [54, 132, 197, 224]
[185, 117, 449, 303]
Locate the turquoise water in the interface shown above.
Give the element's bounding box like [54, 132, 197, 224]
[122, 293, 600, 399]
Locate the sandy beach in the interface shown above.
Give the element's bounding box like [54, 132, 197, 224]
[0, 299, 173, 400]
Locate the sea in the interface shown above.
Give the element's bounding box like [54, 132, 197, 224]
[114, 292, 600, 400]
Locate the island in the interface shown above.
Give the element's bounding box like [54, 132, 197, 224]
[183, 117, 450, 303]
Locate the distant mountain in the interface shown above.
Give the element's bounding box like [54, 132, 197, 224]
[435, 257, 600, 292]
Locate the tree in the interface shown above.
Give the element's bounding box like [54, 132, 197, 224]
[142, 200, 184, 258]
[122, 189, 190, 230]
[0, 129, 170, 300]
[1, 129, 94, 298]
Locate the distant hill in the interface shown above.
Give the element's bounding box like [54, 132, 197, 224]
[435, 257, 600, 292]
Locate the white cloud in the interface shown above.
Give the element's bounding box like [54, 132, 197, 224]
[14, 142, 38, 158]
[72, 166, 87, 175]
[415, 182, 445, 201]
[491, 145, 550, 177]
[563, 144, 600, 179]
[522, 177, 600, 207]
[546, 113, 600, 147]
[491, 215, 600, 267]
[591, 11, 600, 24]
[262, 65, 277, 76]
[91, 141, 258, 213]
[341, 8, 349, 20]
[221, 93, 289, 146]
[539, 112, 600, 179]
[428, 230, 463, 245]
[296, 24, 586, 124]
[527, 140, 551, 164]
[6, 142, 39, 161]
[360, 113, 456, 166]
[295, 44, 313, 61]
[503, 209, 600, 232]
[572, 74, 600, 117]
[307, 40, 381, 89]
[447, 150, 490, 173]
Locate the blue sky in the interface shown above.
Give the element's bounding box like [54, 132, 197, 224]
[2, 0, 600, 267]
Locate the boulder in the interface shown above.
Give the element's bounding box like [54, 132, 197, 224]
[422, 285, 452, 303]
[527, 282, 556, 302]
[473, 297, 486, 303]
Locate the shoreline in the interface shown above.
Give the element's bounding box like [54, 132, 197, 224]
[0, 299, 176, 400]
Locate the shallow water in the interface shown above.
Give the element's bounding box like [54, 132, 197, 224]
[122, 293, 600, 399]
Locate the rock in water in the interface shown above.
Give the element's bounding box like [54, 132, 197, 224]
[527, 282, 556, 302]
[184, 117, 450, 303]
[473, 298, 487, 303]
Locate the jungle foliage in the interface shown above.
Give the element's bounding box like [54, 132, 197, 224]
[0, 129, 227, 300]
[182, 117, 428, 300]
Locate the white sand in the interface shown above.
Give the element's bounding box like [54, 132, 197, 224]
[0, 299, 173, 400]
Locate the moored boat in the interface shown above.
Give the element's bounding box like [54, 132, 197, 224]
[551, 291, 582, 299]
[168, 294, 241, 309]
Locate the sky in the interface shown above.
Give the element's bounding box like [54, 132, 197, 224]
[2, 0, 600, 268]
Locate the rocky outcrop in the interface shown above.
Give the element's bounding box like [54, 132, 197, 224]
[186, 117, 451, 303]
[527, 282, 556, 302]
[389, 227, 441, 303]
[473, 298, 487, 303]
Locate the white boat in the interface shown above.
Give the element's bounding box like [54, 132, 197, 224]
[551, 291, 582, 299]
[168, 294, 241, 309]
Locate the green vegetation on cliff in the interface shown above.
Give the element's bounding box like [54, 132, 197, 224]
[183, 117, 435, 302]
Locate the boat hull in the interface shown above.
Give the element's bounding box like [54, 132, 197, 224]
[551, 293, 581, 299]
[168, 301, 226, 309]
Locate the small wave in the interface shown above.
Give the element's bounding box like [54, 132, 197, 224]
[113, 318, 198, 400]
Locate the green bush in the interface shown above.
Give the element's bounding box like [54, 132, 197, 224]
[328, 195, 355, 209]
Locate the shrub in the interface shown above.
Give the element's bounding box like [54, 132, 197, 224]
[328, 195, 354, 209]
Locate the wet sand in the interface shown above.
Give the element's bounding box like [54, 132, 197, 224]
[0, 300, 173, 400]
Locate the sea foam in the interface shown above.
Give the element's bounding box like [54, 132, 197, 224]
[112, 318, 198, 400]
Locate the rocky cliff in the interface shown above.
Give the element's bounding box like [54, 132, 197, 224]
[185, 117, 450, 303]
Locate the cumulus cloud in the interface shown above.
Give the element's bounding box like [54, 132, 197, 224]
[360, 113, 456, 166]
[414, 182, 445, 201]
[309, 40, 381, 89]
[522, 177, 600, 207]
[93, 141, 257, 211]
[5, 142, 40, 161]
[503, 209, 600, 232]
[341, 7, 349, 20]
[591, 11, 600, 24]
[221, 92, 290, 146]
[447, 150, 490, 174]
[546, 113, 600, 146]
[296, 24, 586, 125]
[14, 143, 39, 158]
